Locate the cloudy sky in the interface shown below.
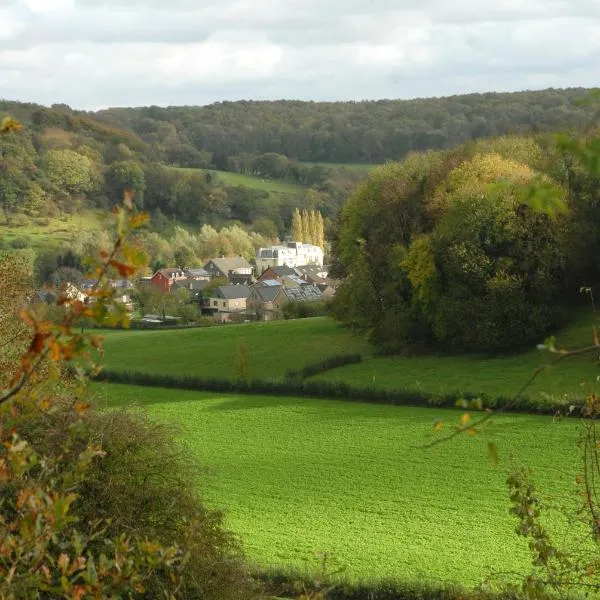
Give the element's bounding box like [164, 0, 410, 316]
[0, 0, 599, 109]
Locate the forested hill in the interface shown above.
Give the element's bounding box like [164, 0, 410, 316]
[94, 88, 596, 164]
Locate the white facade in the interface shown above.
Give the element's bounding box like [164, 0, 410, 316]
[256, 241, 324, 272]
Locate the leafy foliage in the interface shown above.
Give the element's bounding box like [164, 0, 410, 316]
[332, 137, 582, 352]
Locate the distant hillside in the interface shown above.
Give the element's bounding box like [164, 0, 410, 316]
[94, 88, 597, 164]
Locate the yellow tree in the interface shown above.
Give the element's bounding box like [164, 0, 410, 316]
[291, 208, 303, 241]
[301, 209, 311, 244]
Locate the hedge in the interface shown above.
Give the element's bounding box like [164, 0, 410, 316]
[92, 369, 584, 417]
[285, 354, 363, 380]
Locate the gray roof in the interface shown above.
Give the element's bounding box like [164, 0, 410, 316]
[185, 268, 210, 278]
[214, 284, 252, 300]
[172, 278, 210, 292]
[253, 285, 282, 302]
[282, 285, 323, 302]
[204, 257, 252, 274]
[261, 265, 298, 277]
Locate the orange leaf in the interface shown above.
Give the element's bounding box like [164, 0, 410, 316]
[109, 260, 136, 277]
[29, 332, 50, 355]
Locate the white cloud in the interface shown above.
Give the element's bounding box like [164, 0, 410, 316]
[0, 0, 597, 108]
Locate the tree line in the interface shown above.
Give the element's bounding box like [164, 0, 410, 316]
[95, 88, 596, 164]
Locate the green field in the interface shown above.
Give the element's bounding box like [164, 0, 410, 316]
[100, 318, 372, 380]
[174, 167, 305, 198]
[0, 210, 105, 251]
[312, 312, 600, 405]
[100, 314, 600, 404]
[302, 162, 379, 174]
[95, 382, 582, 587]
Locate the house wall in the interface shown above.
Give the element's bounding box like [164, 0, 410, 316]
[208, 296, 248, 312]
[150, 273, 169, 292]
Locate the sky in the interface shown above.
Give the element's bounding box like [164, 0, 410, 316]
[0, 0, 599, 110]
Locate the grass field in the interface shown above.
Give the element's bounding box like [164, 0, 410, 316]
[312, 311, 600, 405]
[100, 313, 600, 405]
[0, 210, 105, 251]
[95, 382, 583, 587]
[302, 162, 379, 174]
[100, 318, 372, 380]
[174, 167, 305, 199]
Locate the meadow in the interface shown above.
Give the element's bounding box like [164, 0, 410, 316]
[174, 167, 305, 199]
[100, 317, 372, 380]
[95, 382, 583, 587]
[100, 313, 600, 405]
[0, 210, 105, 250]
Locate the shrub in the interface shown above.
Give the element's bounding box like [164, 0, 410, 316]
[10, 235, 29, 249]
[285, 354, 362, 380]
[10, 401, 258, 599]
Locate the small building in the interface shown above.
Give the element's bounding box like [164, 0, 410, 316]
[172, 278, 210, 300]
[295, 264, 330, 283]
[247, 283, 283, 320]
[150, 268, 187, 292]
[208, 285, 252, 314]
[203, 257, 254, 281]
[257, 265, 299, 283]
[272, 284, 323, 310]
[184, 268, 211, 281]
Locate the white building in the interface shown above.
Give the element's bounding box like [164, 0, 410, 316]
[255, 241, 324, 273]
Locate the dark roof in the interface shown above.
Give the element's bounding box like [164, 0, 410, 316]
[253, 285, 282, 302]
[154, 268, 185, 278]
[213, 285, 252, 300]
[261, 265, 298, 277]
[229, 273, 254, 285]
[172, 278, 210, 292]
[282, 285, 323, 302]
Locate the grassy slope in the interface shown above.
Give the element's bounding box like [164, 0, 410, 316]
[174, 167, 305, 197]
[101, 314, 600, 404]
[0, 210, 106, 250]
[100, 317, 372, 380]
[95, 383, 582, 586]
[312, 311, 600, 405]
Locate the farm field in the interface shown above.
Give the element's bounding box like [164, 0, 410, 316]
[95, 382, 582, 587]
[312, 311, 600, 405]
[100, 317, 372, 380]
[0, 210, 106, 251]
[100, 313, 600, 404]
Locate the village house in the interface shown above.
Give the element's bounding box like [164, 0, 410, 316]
[272, 284, 323, 311]
[203, 257, 254, 282]
[184, 268, 211, 281]
[257, 265, 300, 283]
[150, 268, 187, 292]
[208, 284, 252, 315]
[247, 281, 283, 321]
[255, 241, 324, 273]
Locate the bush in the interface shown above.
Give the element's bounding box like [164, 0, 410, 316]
[10, 236, 29, 249]
[10, 401, 259, 599]
[285, 354, 362, 380]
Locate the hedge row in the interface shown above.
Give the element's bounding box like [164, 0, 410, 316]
[285, 354, 363, 380]
[258, 570, 520, 600]
[93, 369, 583, 417]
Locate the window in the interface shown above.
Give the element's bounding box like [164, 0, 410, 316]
[213, 300, 217, 307]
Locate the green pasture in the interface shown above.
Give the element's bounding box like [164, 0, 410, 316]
[100, 317, 372, 380]
[174, 167, 305, 198]
[312, 311, 600, 405]
[100, 313, 600, 405]
[302, 161, 378, 174]
[95, 383, 583, 587]
[0, 210, 105, 251]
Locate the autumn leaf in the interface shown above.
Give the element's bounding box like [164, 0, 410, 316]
[109, 260, 136, 278]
